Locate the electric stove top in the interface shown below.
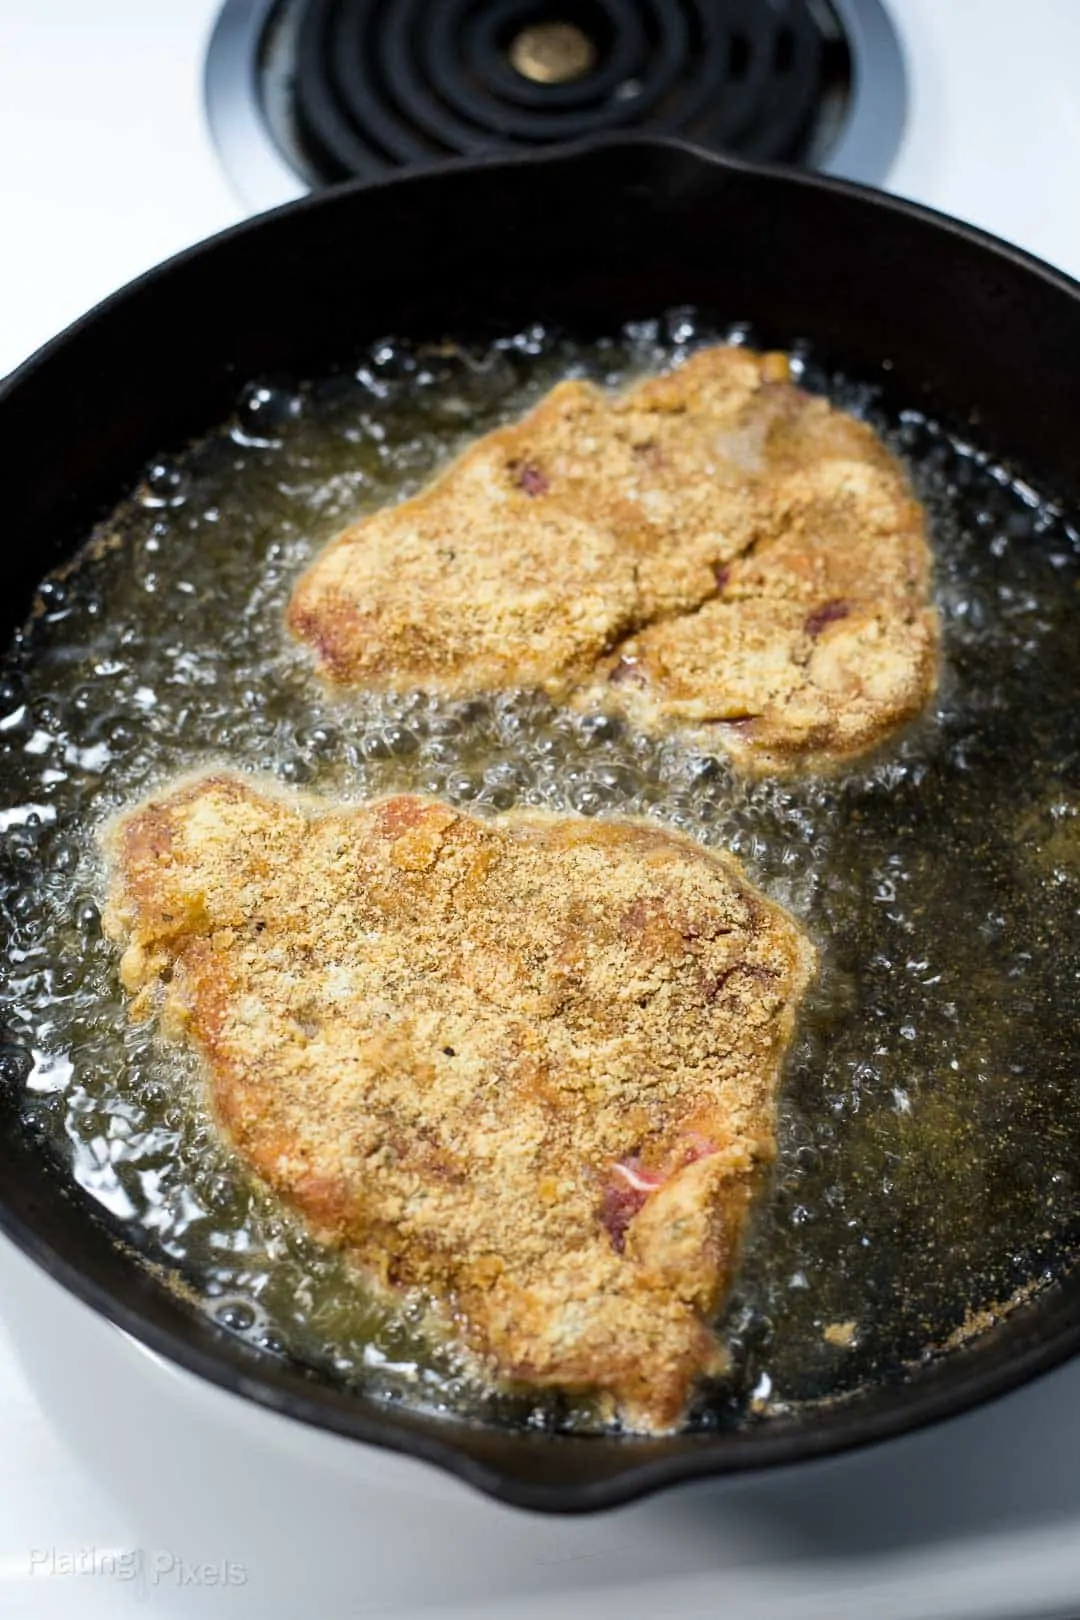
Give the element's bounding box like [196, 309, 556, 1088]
[1, 3, 1080, 1617]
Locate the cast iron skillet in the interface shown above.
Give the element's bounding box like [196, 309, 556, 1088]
[2, 135, 1080, 1514]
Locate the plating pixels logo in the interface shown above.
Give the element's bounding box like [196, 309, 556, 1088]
[28, 1547, 248, 1591]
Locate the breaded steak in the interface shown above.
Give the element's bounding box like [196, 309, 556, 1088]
[103, 776, 815, 1431]
[287, 345, 937, 771]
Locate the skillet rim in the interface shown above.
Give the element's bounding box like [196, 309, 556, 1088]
[2, 131, 1080, 1513]
[4, 129, 1080, 407]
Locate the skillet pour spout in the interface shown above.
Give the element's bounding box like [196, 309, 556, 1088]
[1, 134, 1080, 1511]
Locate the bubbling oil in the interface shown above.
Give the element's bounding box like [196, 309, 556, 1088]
[2, 313, 1079, 1432]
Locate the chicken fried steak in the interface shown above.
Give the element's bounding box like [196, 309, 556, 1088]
[287, 345, 937, 771]
[103, 776, 815, 1430]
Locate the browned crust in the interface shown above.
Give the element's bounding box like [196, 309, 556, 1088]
[286, 345, 938, 772]
[102, 774, 816, 1430]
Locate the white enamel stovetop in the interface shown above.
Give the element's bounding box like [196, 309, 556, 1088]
[1, 4, 1080, 1618]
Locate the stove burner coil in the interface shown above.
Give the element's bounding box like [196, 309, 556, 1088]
[278, 0, 849, 182]
[206, 0, 908, 205]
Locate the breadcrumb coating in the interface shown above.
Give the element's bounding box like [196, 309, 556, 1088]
[103, 776, 815, 1430]
[287, 345, 937, 771]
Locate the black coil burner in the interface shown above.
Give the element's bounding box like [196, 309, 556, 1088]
[260, 0, 854, 186]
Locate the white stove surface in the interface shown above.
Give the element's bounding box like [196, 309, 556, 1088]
[2, 3, 1080, 1617]
[5, 1227, 1080, 1620]
[1, 0, 1079, 380]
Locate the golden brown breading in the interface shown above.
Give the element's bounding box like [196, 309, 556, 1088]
[102, 776, 815, 1431]
[591, 449, 938, 773]
[287, 345, 938, 771]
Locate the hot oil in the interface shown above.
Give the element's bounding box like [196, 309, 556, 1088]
[1, 313, 1079, 1432]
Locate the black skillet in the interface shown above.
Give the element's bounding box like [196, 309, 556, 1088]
[1, 136, 1080, 1513]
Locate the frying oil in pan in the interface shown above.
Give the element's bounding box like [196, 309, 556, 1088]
[1, 313, 1079, 1432]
